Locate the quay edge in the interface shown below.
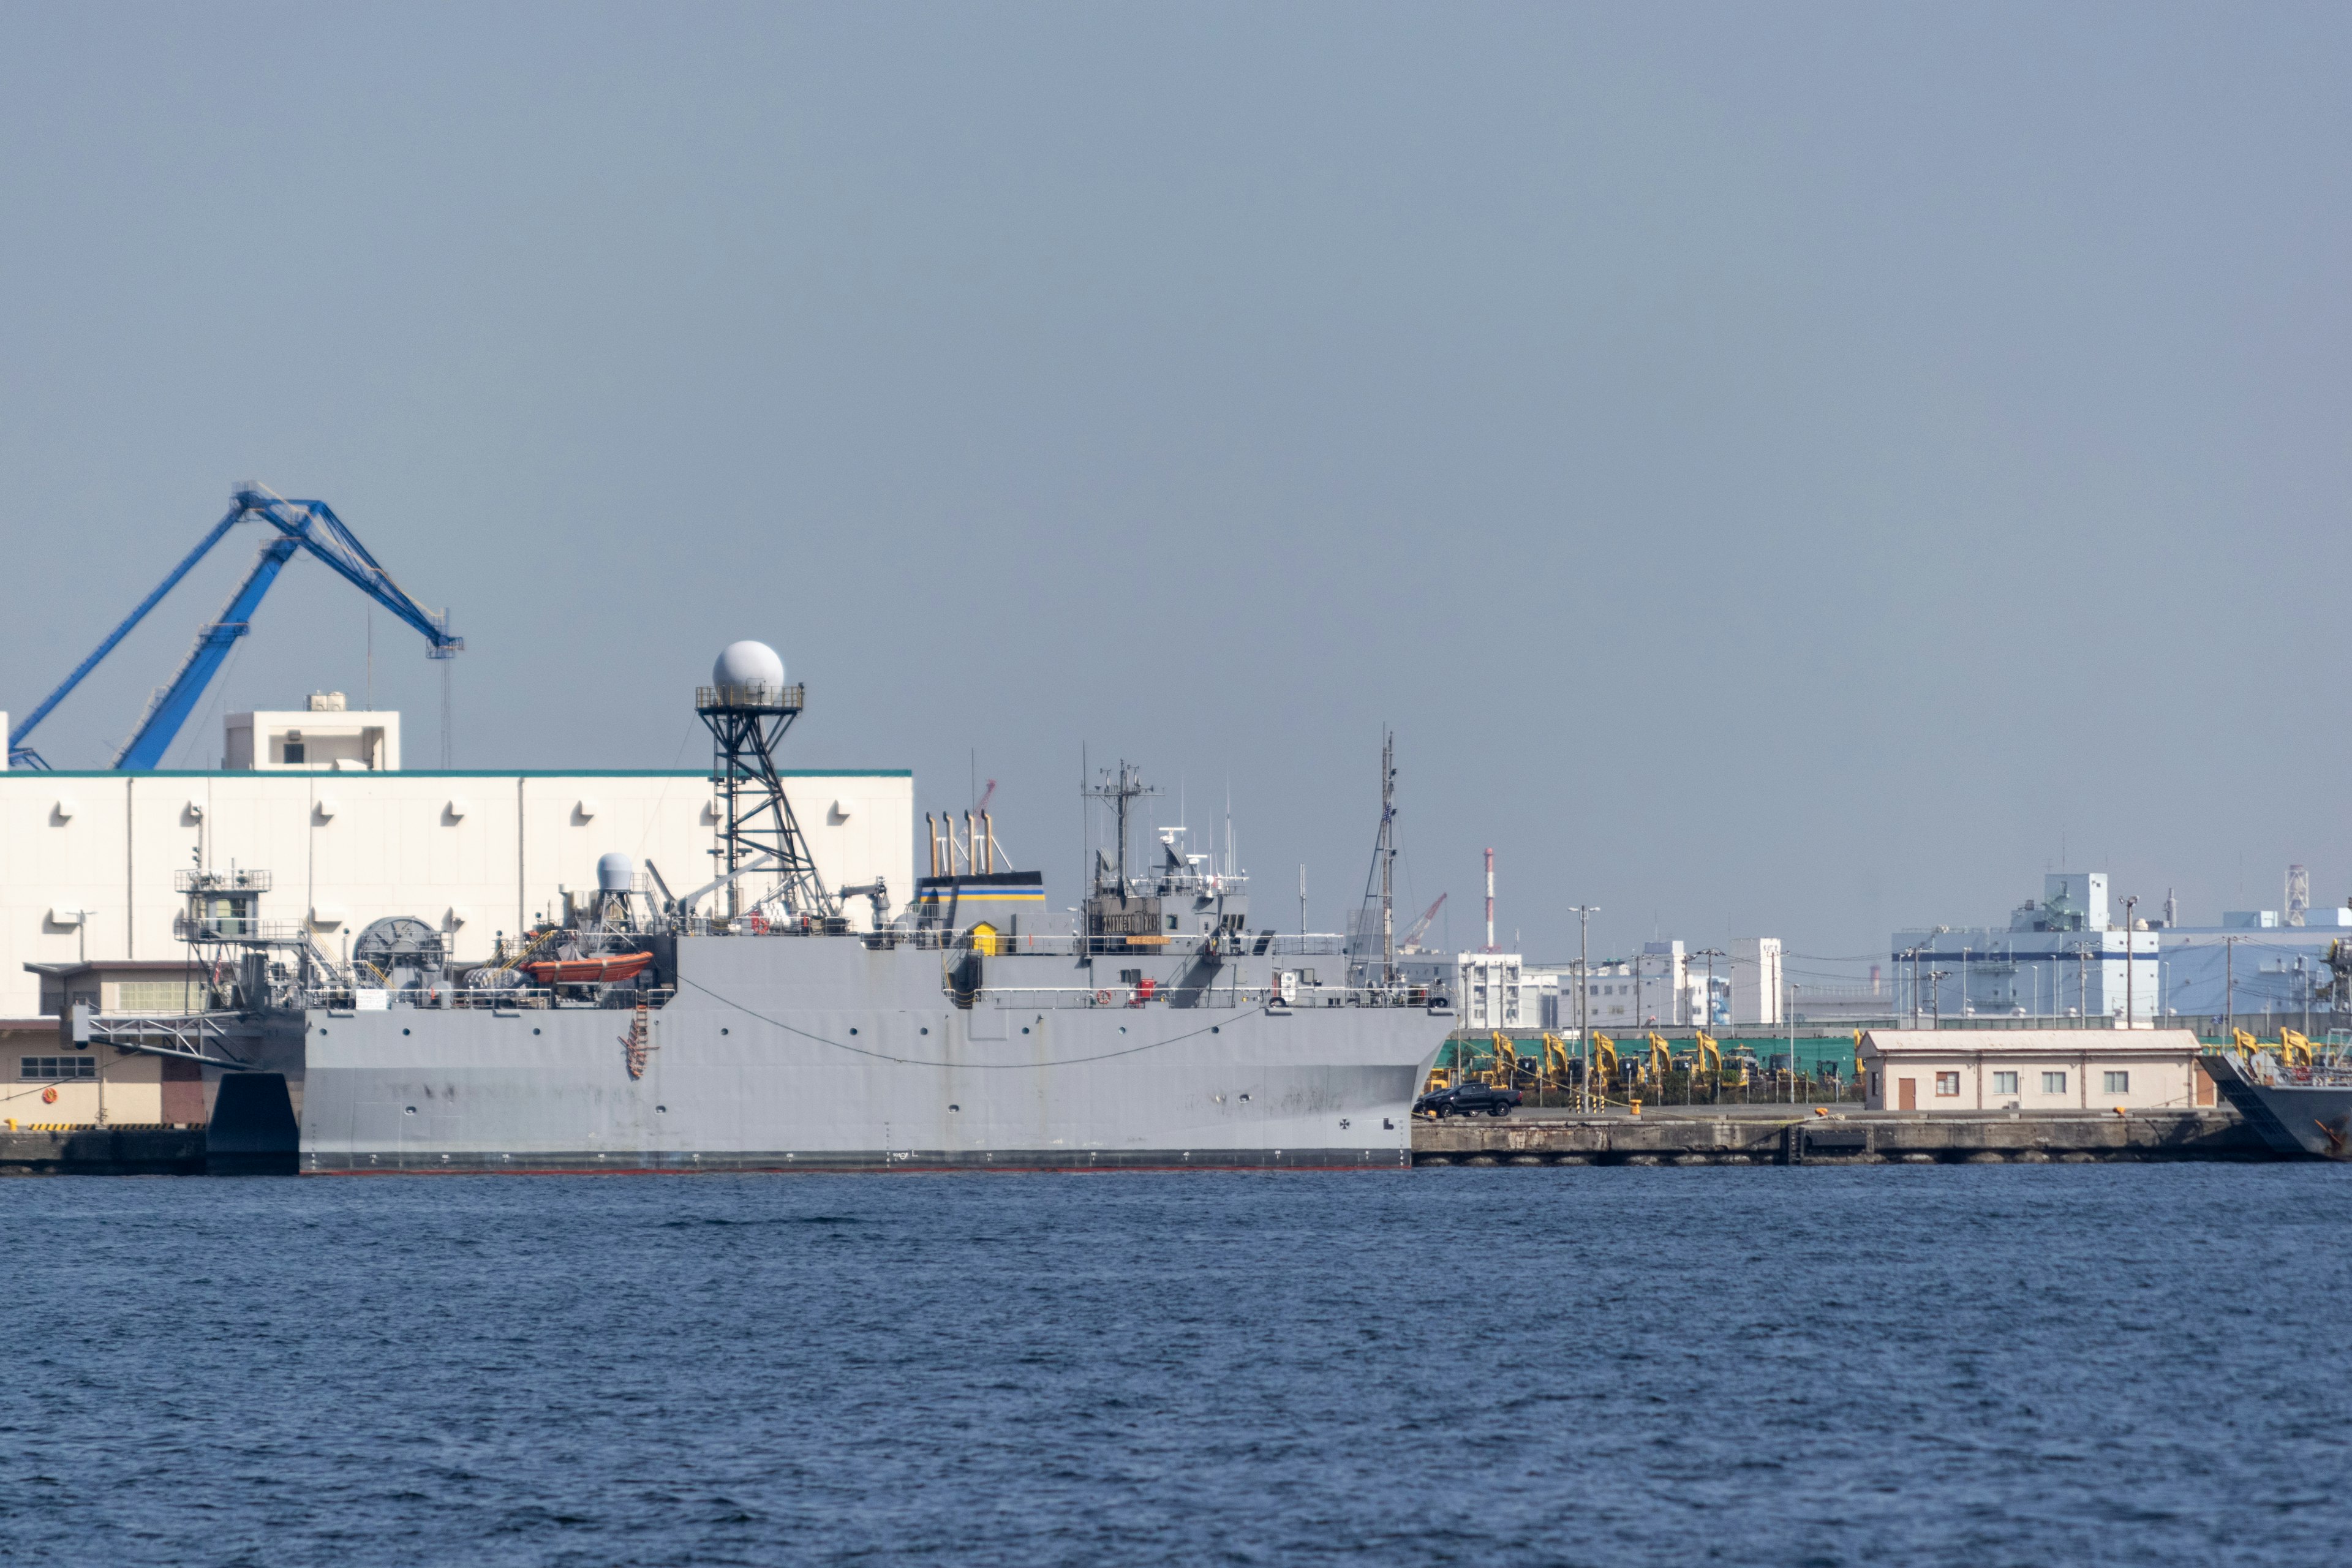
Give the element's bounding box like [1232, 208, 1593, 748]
[1413, 1108, 2277, 1166]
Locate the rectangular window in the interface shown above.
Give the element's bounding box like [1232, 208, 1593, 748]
[2103, 1071, 2129, 1094]
[283, 741, 306, 764]
[1934, 1071, 1960, 1097]
[2042, 1071, 2067, 1095]
[1992, 1071, 2019, 1095]
[112, 980, 197, 1013]
[19, 1056, 97, 1080]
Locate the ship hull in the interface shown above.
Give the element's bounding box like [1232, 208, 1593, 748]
[295, 935, 1441, 1173]
[2206, 1053, 2352, 1158]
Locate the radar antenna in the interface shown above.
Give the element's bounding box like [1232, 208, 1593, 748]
[696, 650, 839, 925]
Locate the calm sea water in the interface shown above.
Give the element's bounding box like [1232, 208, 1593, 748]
[4, 1165, 2348, 1567]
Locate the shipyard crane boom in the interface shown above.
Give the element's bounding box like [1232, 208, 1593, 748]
[1397, 892, 1447, 953]
[7, 487, 461, 770]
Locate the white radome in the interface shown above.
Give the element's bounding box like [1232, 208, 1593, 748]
[712, 641, 785, 692]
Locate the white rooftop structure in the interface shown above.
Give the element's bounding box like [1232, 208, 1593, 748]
[225, 693, 399, 771]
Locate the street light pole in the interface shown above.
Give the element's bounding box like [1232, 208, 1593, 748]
[2124, 894, 2139, 1030]
[1788, 980, 1799, 1104]
[1569, 905, 1598, 1112]
[2225, 934, 2238, 1041]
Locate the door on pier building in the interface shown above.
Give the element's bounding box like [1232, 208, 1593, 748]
[1898, 1077, 1917, 1111]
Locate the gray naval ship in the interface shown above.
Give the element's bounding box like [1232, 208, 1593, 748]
[95, 644, 1451, 1173]
[2204, 1041, 2352, 1159]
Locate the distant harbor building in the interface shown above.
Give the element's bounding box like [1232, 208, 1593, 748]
[1395, 952, 1548, 1031]
[1731, 937, 1782, 1025]
[1893, 873, 2161, 1025]
[1528, 942, 1719, 1033]
[1891, 870, 2351, 1027]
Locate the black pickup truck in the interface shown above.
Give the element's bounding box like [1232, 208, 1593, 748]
[1413, 1082, 1522, 1119]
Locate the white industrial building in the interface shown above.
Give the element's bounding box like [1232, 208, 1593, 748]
[1395, 952, 1553, 1032]
[1731, 937, 1782, 1025]
[1893, 872, 2345, 1028]
[0, 708, 913, 1019]
[224, 692, 400, 771]
[1535, 941, 1725, 1034]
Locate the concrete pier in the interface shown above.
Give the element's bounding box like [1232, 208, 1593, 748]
[1414, 1107, 2273, 1164]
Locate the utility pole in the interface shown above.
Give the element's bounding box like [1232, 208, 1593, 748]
[1787, 980, 1799, 1104]
[1569, 905, 1598, 1111]
[2225, 934, 2239, 1041]
[2123, 894, 2139, 1028]
[1694, 949, 1724, 1033]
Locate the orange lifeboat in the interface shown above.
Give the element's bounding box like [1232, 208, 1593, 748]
[521, 951, 654, 986]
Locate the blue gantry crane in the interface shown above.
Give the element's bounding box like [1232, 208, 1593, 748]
[7, 486, 461, 771]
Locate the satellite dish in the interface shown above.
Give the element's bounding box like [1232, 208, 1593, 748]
[353, 916, 445, 979]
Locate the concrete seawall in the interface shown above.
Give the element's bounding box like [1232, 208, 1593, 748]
[0, 1128, 206, 1175]
[1415, 1109, 2275, 1165]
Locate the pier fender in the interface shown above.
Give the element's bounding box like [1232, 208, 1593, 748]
[206, 1073, 299, 1177]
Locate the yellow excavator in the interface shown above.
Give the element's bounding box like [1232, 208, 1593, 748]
[1694, 1030, 1723, 1076]
[1645, 1032, 1674, 1087]
[1488, 1031, 1524, 1090]
[2233, 1028, 2260, 1059]
[1591, 1031, 1620, 1096]
[2282, 1028, 2315, 1068]
[1540, 1033, 1577, 1092]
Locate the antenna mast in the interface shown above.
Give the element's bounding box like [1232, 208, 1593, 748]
[1381, 731, 1395, 984]
[697, 664, 837, 924]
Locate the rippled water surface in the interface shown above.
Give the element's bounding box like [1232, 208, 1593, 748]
[4, 1164, 2349, 1566]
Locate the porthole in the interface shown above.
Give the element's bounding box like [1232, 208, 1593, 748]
[921, 1027, 929, 1036]
[1120, 1026, 1127, 1035]
[1022, 1027, 1030, 1035]
[404, 1106, 417, 1115]
[402, 1028, 410, 1036]
[1211, 1026, 1219, 1035]
[721, 1027, 729, 1036]
[532, 1028, 541, 1036]
[849, 1027, 858, 1035]
[657, 1105, 668, 1114]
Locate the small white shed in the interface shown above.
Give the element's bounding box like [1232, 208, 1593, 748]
[1859, 1029, 2212, 1112]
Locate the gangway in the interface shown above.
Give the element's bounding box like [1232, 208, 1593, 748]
[7, 486, 459, 770]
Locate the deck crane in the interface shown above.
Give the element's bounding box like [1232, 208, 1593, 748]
[1396, 892, 1447, 954]
[7, 487, 461, 771]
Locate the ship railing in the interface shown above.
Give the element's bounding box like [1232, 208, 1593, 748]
[301, 984, 677, 1012]
[663, 918, 1358, 960]
[174, 914, 309, 942]
[960, 984, 1436, 1011]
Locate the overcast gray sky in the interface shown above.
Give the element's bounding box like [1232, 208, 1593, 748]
[2, 2, 2345, 971]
